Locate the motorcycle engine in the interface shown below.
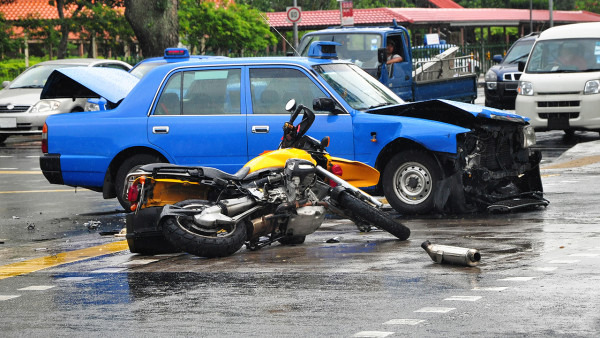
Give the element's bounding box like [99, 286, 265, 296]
[284, 158, 317, 201]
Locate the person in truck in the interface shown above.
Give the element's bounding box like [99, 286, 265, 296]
[386, 40, 403, 65]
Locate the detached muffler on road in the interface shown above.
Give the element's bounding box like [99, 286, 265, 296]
[421, 240, 481, 267]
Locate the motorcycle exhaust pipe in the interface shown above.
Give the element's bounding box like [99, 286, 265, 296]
[421, 240, 481, 267]
[249, 215, 276, 240]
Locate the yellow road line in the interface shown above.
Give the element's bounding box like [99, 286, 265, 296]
[0, 171, 42, 174]
[0, 240, 129, 280]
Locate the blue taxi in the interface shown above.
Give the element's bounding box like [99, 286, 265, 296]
[39, 43, 544, 214]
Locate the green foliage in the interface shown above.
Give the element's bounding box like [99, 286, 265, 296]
[179, 1, 277, 56]
[0, 12, 20, 58]
[0, 56, 47, 82]
[575, 0, 600, 12]
[457, 0, 576, 10]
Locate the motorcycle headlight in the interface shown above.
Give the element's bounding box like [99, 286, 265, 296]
[522, 125, 536, 148]
[518, 81, 533, 96]
[31, 100, 61, 113]
[584, 80, 600, 95]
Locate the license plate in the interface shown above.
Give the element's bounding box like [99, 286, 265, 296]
[548, 114, 570, 130]
[0, 117, 17, 128]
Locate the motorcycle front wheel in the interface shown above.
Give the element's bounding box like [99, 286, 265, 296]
[160, 200, 248, 258]
[338, 191, 411, 241]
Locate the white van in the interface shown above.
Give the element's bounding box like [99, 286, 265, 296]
[515, 22, 600, 135]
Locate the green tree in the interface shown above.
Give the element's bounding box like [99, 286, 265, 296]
[16, 13, 61, 58]
[125, 0, 178, 57]
[179, 1, 276, 56]
[0, 12, 18, 59]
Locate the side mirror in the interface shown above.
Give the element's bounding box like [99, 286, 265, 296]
[313, 97, 335, 112]
[492, 55, 503, 63]
[377, 47, 387, 64]
[518, 61, 526, 72]
[285, 99, 297, 112]
[320, 136, 330, 149]
[2, 81, 10, 88]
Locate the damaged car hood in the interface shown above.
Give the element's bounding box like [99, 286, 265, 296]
[41, 67, 139, 106]
[370, 99, 529, 129]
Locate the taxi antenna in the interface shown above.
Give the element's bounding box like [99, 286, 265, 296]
[259, 12, 298, 56]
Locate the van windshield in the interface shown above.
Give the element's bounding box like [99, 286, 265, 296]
[526, 38, 600, 73]
[313, 63, 404, 111]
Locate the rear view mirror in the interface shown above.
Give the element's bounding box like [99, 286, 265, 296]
[313, 97, 336, 112]
[2, 81, 10, 88]
[518, 61, 526, 72]
[285, 99, 297, 112]
[377, 47, 387, 64]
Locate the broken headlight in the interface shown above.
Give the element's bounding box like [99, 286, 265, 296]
[522, 125, 536, 148]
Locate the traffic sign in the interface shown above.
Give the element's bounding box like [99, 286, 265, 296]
[286, 6, 301, 24]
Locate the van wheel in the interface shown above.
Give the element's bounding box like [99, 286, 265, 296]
[115, 154, 163, 211]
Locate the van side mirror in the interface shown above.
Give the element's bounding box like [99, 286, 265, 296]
[377, 47, 387, 64]
[2, 81, 10, 88]
[518, 61, 526, 72]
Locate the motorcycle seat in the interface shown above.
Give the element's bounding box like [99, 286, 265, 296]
[136, 163, 250, 182]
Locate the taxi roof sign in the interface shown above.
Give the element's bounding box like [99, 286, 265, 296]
[164, 48, 190, 58]
[307, 41, 340, 59]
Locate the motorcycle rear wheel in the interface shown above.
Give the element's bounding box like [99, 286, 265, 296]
[160, 200, 248, 258]
[337, 191, 410, 241]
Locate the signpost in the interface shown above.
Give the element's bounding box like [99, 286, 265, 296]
[286, 3, 301, 50]
[341, 1, 354, 27]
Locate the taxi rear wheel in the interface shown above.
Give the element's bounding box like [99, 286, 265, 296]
[115, 154, 163, 211]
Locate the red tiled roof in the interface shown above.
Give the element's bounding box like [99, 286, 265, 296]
[428, 0, 463, 9]
[0, 0, 64, 20]
[265, 7, 600, 29]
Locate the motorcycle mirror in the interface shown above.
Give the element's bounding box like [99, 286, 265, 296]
[285, 99, 297, 112]
[320, 136, 330, 148]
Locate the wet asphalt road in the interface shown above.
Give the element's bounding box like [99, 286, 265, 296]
[1, 131, 600, 337]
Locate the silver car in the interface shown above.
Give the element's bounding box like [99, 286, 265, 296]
[0, 58, 131, 143]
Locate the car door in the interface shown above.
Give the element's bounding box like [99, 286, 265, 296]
[386, 33, 413, 101]
[246, 65, 354, 160]
[147, 67, 247, 173]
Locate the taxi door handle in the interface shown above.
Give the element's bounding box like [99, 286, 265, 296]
[252, 125, 269, 134]
[152, 126, 170, 134]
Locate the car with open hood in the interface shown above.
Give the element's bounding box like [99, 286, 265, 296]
[0, 58, 131, 144]
[39, 42, 546, 215]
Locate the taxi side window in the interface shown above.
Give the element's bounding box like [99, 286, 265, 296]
[154, 69, 241, 115]
[249, 68, 327, 114]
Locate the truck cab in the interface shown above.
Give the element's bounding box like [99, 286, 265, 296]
[298, 22, 477, 103]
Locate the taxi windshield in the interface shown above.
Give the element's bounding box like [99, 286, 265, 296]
[313, 63, 404, 111]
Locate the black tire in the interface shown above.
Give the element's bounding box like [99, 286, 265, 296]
[0, 135, 8, 144]
[337, 191, 410, 241]
[125, 212, 180, 255]
[160, 200, 247, 258]
[278, 235, 306, 245]
[115, 154, 163, 211]
[382, 150, 441, 215]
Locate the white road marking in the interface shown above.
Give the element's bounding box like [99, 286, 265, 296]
[57, 277, 93, 282]
[18, 285, 56, 291]
[534, 267, 558, 272]
[384, 319, 426, 325]
[354, 331, 395, 337]
[569, 253, 600, 257]
[414, 307, 455, 313]
[91, 268, 127, 273]
[549, 260, 580, 264]
[498, 277, 536, 281]
[0, 295, 20, 301]
[444, 296, 482, 301]
[122, 259, 159, 265]
[472, 287, 508, 291]
[0, 168, 17, 170]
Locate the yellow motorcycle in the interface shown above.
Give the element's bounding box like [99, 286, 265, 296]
[125, 99, 410, 257]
